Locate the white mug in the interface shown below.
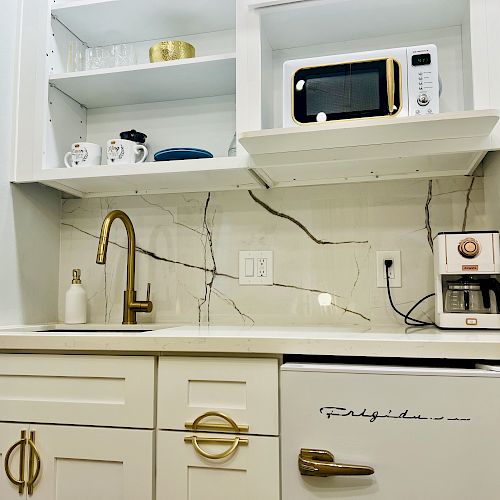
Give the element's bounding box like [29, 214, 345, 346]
[106, 139, 148, 165]
[64, 142, 102, 168]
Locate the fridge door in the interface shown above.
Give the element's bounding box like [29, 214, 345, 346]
[281, 363, 500, 500]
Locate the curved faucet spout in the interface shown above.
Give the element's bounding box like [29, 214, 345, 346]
[96, 210, 152, 325]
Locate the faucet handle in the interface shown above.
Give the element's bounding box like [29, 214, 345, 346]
[146, 283, 151, 302]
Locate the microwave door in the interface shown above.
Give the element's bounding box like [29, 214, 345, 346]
[292, 58, 401, 124]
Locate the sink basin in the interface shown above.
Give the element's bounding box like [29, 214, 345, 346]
[44, 329, 153, 333]
[0, 324, 176, 334]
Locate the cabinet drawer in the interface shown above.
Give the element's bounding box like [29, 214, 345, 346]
[0, 354, 155, 428]
[157, 357, 278, 435]
[157, 430, 280, 500]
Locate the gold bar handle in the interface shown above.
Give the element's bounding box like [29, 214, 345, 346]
[185, 436, 248, 460]
[27, 431, 41, 496]
[299, 449, 374, 477]
[185, 411, 249, 433]
[4, 429, 27, 494]
[386, 58, 395, 115]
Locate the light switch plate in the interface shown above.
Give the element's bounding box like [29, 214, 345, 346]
[239, 251, 273, 285]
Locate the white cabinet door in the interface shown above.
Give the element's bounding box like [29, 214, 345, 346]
[157, 430, 279, 500]
[281, 363, 500, 500]
[0, 423, 28, 499]
[28, 425, 154, 500]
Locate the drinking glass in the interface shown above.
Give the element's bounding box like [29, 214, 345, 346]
[113, 44, 137, 67]
[85, 46, 106, 70]
[66, 41, 84, 72]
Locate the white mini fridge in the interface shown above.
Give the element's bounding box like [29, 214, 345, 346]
[281, 362, 500, 499]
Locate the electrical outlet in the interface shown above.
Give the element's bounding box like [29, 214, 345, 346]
[376, 250, 402, 288]
[239, 251, 273, 285]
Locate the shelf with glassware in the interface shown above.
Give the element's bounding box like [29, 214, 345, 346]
[236, 0, 500, 187]
[49, 53, 237, 108]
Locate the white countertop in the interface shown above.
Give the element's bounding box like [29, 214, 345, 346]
[0, 324, 500, 359]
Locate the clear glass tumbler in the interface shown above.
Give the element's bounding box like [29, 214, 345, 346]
[66, 41, 84, 72]
[113, 44, 137, 67]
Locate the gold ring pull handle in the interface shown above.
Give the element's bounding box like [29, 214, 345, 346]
[4, 430, 27, 494]
[299, 449, 374, 477]
[27, 431, 41, 496]
[185, 411, 249, 433]
[185, 436, 248, 460]
[386, 58, 395, 115]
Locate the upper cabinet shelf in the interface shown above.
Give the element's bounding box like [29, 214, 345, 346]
[252, 0, 469, 49]
[239, 111, 500, 186]
[50, 53, 236, 108]
[51, 0, 236, 45]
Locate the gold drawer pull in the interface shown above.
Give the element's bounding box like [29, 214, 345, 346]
[27, 431, 41, 496]
[185, 411, 249, 433]
[4, 429, 27, 494]
[299, 449, 374, 477]
[185, 436, 248, 460]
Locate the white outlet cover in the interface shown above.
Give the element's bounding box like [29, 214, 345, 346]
[376, 250, 402, 288]
[239, 250, 273, 285]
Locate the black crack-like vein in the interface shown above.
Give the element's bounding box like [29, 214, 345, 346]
[248, 190, 368, 245]
[462, 177, 475, 232]
[197, 193, 217, 324]
[212, 288, 255, 326]
[61, 221, 370, 322]
[425, 180, 433, 252]
[139, 195, 204, 235]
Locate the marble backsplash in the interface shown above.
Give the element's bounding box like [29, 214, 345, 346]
[59, 176, 486, 326]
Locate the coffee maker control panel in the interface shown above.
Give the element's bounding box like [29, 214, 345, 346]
[458, 237, 481, 259]
[438, 232, 499, 274]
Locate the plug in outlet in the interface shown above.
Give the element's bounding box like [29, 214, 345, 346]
[376, 251, 402, 288]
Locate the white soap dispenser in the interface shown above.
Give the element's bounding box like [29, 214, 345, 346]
[65, 269, 87, 324]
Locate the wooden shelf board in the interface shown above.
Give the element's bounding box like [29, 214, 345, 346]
[50, 53, 236, 108]
[17, 157, 259, 198]
[51, 0, 236, 46]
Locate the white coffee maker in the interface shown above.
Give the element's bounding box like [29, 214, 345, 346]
[434, 231, 500, 329]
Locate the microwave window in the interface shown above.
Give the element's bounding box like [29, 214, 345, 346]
[292, 59, 400, 123]
[305, 68, 381, 115]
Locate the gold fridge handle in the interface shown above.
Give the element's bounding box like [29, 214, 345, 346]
[27, 431, 41, 496]
[185, 436, 249, 460]
[185, 411, 249, 433]
[386, 58, 396, 115]
[4, 429, 27, 494]
[299, 448, 374, 477]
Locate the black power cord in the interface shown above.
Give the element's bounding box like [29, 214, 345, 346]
[384, 260, 435, 327]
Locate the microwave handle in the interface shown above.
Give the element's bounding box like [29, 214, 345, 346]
[386, 58, 396, 115]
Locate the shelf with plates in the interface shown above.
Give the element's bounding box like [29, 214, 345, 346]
[51, 0, 236, 46]
[239, 110, 500, 187]
[20, 157, 260, 198]
[49, 53, 236, 108]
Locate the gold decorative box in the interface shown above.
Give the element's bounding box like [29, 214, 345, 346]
[149, 41, 195, 62]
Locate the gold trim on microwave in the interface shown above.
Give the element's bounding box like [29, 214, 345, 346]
[291, 57, 403, 125]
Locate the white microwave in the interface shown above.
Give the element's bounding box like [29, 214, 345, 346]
[283, 44, 439, 127]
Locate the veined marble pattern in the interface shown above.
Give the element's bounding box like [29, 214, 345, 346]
[59, 175, 486, 326]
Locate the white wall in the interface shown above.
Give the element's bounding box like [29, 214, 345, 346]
[484, 152, 500, 231]
[0, 0, 60, 325]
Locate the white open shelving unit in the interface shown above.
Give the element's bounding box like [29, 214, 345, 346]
[49, 54, 237, 108]
[10, 0, 500, 197]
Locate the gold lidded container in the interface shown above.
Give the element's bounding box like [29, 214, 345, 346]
[149, 41, 195, 63]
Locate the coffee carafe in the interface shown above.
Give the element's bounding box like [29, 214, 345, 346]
[435, 232, 500, 329]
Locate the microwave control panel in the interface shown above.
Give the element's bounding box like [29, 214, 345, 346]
[406, 45, 439, 116]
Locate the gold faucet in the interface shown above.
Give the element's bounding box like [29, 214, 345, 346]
[96, 210, 153, 325]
